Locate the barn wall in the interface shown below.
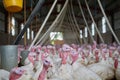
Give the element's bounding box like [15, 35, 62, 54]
[114, 11, 120, 42]
[87, 11, 120, 44]
[97, 16, 113, 44]
[0, 12, 5, 31]
[0, 12, 6, 45]
[63, 30, 79, 44]
[0, 11, 120, 45]
[63, 11, 120, 45]
[0, 31, 32, 45]
[0, 11, 32, 45]
[100, 12, 120, 44]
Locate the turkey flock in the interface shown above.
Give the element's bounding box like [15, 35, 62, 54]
[0, 41, 120, 80]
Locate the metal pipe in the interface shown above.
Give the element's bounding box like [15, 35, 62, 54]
[42, 12, 67, 45]
[13, 0, 45, 45]
[67, 7, 80, 44]
[70, 0, 81, 44]
[97, 0, 120, 45]
[85, 0, 104, 43]
[36, 9, 66, 45]
[41, 13, 66, 45]
[24, 0, 27, 46]
[77, 0, 95, 43]
[38, 7, 67, 45]
[44, 17, 65, 45]
[67, 9, 79, 43]
[40, 0, 68, 45]
[66, 12, 79, 44]
[29, 0, 58, 50]
[70, 0, 86, 44]
[30, 2, 33, 43]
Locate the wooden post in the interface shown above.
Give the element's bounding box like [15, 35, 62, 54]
[30, 6, 33, 43]
[24, 0, 27, 46]
[5, 12, 8, 33]
[8, 13, 12, 44]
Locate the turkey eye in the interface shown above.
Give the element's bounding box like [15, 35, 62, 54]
[45, 60, 48, 63]
[19, 69, 22, 72]
[37, 52, 39, 54]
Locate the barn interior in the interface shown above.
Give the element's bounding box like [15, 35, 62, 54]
[0, 0, 120, 80]
[0, 0, 120, 45]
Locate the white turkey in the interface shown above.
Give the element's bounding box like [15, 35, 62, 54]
[7, 42, 120, 80]
[9, 62, 35, 80]
[36, 58, 52, 80]
[87, 48, 115, 80]
[47, 44, 74, 80]
[47, 54, 62, 79]
[0, 69, 10, 80]
[9, 67, 28, 80]
[72, 58, 102, 80]
[114, 48, 120, 80]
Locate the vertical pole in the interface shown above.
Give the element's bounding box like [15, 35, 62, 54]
[30, 0, 33, 43]
[5, 12, 8, 33]
[8, 13, 11, 44]
[30, 25, 32, 43]
[24, 0, 27, 46]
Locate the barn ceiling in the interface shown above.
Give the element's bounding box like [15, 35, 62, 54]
[0, 0, 120, 31]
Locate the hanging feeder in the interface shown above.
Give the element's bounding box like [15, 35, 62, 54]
[3, 0, 23, 12]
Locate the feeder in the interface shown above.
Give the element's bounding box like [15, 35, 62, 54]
[3, 0, 23, 12]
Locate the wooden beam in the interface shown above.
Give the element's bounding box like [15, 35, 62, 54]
[5, 12, 8, 33]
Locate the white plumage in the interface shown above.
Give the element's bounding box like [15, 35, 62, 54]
[72, 59, 102, 80]
[7, 43, 120, 80]
[0, 69, 10, 80]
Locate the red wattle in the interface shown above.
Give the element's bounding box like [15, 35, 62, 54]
[114, 58, 118, 69]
